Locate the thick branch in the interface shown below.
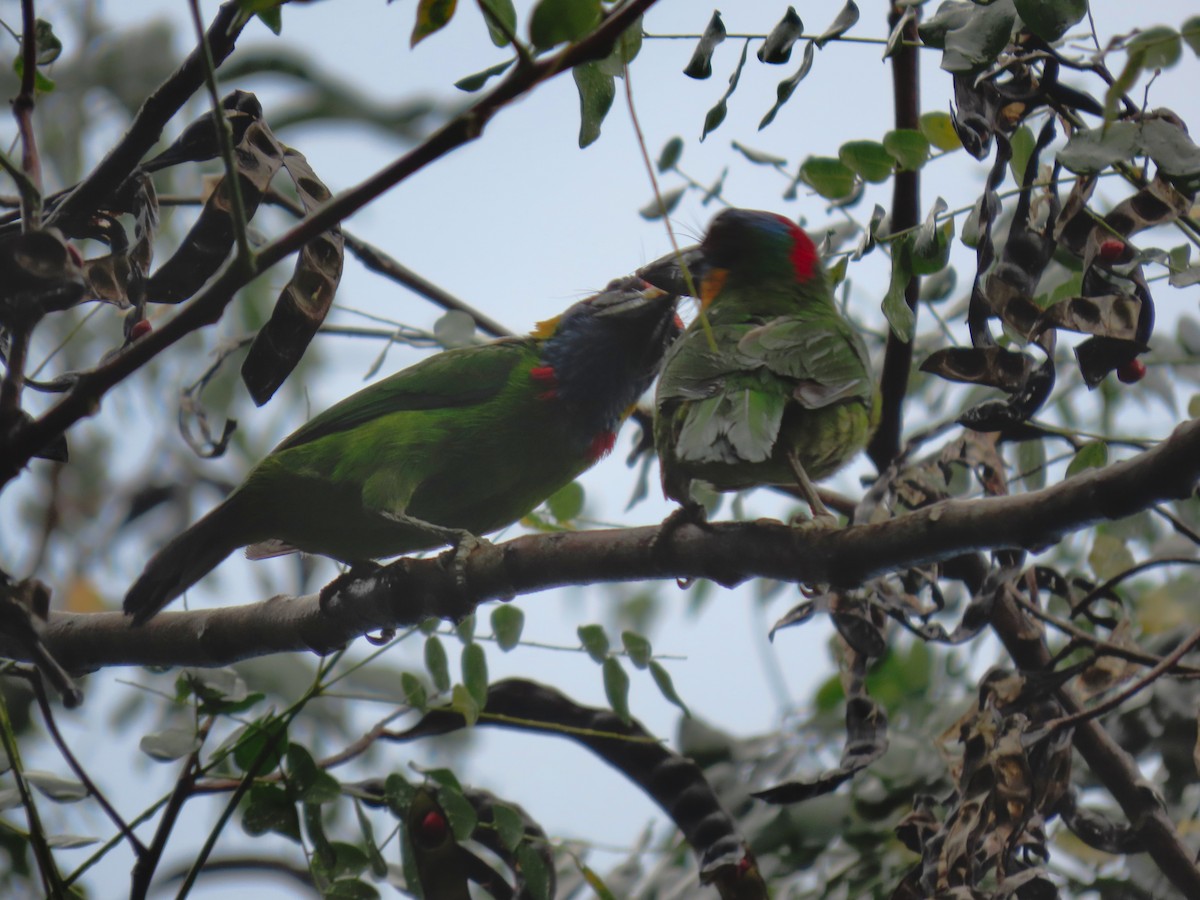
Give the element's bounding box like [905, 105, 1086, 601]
[15, 418, 1200, 672]
[0, 0, 660, 487]
[867, 4, 921, 469]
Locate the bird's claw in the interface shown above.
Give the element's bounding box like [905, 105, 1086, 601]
[789, 510, 841, 531]
[651, 502, 710, 578]
[439, 531, 492, 589]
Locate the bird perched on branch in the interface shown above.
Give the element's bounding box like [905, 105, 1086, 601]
[125, 277, 680, 624]
[641, 208, 878, 522]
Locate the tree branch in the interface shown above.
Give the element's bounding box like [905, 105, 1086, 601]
[15, 418, 1199, 672]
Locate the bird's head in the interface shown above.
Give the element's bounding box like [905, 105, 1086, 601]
[637, 209, 823, 311]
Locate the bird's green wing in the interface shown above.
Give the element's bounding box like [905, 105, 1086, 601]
[736, 315, 874, 409]
[275, 339, 531, 452]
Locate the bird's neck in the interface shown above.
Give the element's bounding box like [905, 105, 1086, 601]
[712, 274, 835, 321]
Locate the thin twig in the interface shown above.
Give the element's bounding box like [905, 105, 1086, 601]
[13, 0, 42, 229]
[0, 685, 63, 895]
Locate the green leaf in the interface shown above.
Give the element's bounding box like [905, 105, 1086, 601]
[815, 0, 860, 48]
[530, 0, 601, 50]
[433, 309, 475, 348]
[657, 136, 684, 172]
[939, 0, 1017, 73]
[911, 198, 952, 275]
[400, 672, 429, 711]
[827, 254, 849, 289]
[1066, 440, 1108, 477]
[243, 784, 301, 842]
[1008, 124, 1035, 184]
[139, 728, 202, 762]
[649, 661, 691, 717]
[1016, 438, 1046, 491]
[454, 614, 476, 644]
[436, 783, 478, 841]
[578, 624, 610, 662]
[517, 842, 553, 900]
[1089, 533, 1135, 581]
[639, 186, 685, 220]
[883, 129, 930, 171]
[684, 11, 726, 79]
[424, 636, 451, 693]
[24, 771, 88, 803]
[490, 604, 524, 651]
[602, 657, 631, 724]
[1013, 0, 1086, 42]
[479, 0, 517, 46]
[323, 877, 380, 899]
[31, 19, 62, 64]
[1183, 17, 1200, 56]
[255, 7, 282, 35]
[882, 236, 916, 342]
[620, 630, 652, 669]
[1128, 26, 1183, 70]
[451, 683, 481, 726]
[758, 6, 803, 63]
[1188, 393, 1200, 418]
[919, 111, 961, 151]
[234, 716, 287, 773]
[574, 61, 615, 148]
[547, 481, 584, 522]
[732, 141, 787, 167]
[385, 772, 416, 818]
[759, 39, 814, 130]
[919, 266, 956, 302]
[799, 156, 856, 200]
[838, 140, 893, 183]
[491, 802, 525, 851]
[455, 58, 514, 92]
[461, 642, 489, 709]
[411, 0, 457, 47]
[596, 17, 643, 76]
[701, 38, 749, 142]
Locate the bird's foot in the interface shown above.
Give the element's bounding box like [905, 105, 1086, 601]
[318, 559, 383, 613]
[437, 530, 492, 589]
[788, 509, 841, 531]
[652, 503, 710, 587]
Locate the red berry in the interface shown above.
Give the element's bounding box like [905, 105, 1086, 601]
[1098, 238, 1126, 262]
[1117, 358, 1146, 383]
[130, 319, 153, 340]
[418, 810, 447, 844]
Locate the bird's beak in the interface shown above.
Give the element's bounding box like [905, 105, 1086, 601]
[593, 281, 676, 320]
[636, 245, 706, 298]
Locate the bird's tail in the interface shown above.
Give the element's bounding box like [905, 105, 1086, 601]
[123, 498, 248, 626]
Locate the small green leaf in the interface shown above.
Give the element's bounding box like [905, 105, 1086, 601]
[1016, 438, 1046, 491]
[838, 140, 893, 183]
[25, 771, 88, 803]
[491, 803, 525, 851]
[578, 624, 610, 662]
[602, 657, 631, 723]
[911, 198, 952, 275]
[597, 17, 643, 76]
[424, 636, 451, 693]
[462, 642, 489, 709]
[828, 254, 849, 288]
[490, 604, 524, 651]
[451, 683, 481, 726]
[385, 773, 416, 818]
[883, 129, 930, 171]
[1183, 17, 1200, 56]
[815, 0, 860, 48]
[1128, 26, 1183, 70]
[1188, 393, 1200, 418]
[621, 630, 652, 669]
[45, 835, 99, 849]
[479, 0, 517, 47]
[701, 39, 749, 142]
[574, 61, 615, 148]
[454, 614, 476, 644]
[759, 39, 814, 130]
[758, 6, 803, 63]
[657, 136, 684, 172]
[139, 728, 202, 762]
[530, 0, 601, 50]
[799, 156, 857, 200]
[684, 11, 726, 79]
[1008, 124, 1035, 185]
[517, 841, 553, 900]
[436, 783, 478, 841]
[1013, 0, 1086, 42]
[400, 673, 428, 711]
[31, 19, 62, 64]
[243, 784, 301, 841]
[234, 716, 287, 773]
[649, 661, 691, 717]
[433, 309, 476, 348]
[1066, 440, 1108, 477]
[1089, 533, 1135, 581]
[919, 266, 956, 302]
[919, 111, 961, 151]
[454, 59, 514, 92]
[732, 141, 786, 167]
[639, 186, 685, 220]
[547, 481, 584, 522]
[411, 0, 457, 47]
[882, 236, 916, 341]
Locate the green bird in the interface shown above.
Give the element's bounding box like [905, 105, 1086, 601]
[642, 208, 878, 521]
[125, 278, 680, 624]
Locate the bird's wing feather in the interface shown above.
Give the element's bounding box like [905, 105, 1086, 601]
[736, 316, 874, 409]
[275, 339, 530, 452]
